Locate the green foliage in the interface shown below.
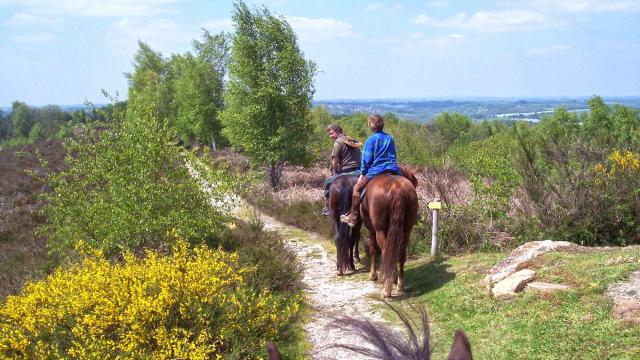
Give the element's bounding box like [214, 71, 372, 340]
[10, 101, 34, 138]
[126, 42, 173, 128]
[514, 97, 640, 245]
[449, 132, 520, 225]
[0, 111, 12, 141]
[431, 112, 472, 155]
[41, 102, 232, 258]
[171, 53, 225, 145]
[28, 123, 45, 142]
[221, 1, 316, 187]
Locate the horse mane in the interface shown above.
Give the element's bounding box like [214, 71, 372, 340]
[398, 165, 419, 188]
[328, 302, 432, 360]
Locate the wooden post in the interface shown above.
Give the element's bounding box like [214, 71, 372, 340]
[430, 197, 440, 256]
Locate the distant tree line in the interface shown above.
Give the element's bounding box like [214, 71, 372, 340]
[0, 101, 124, 145]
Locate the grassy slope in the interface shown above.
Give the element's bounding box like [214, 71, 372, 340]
[385, 247, 640, 359]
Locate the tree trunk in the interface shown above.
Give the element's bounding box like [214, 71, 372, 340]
[267, 161, 284, 190]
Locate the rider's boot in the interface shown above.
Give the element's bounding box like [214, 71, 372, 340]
[321, 198, 330, 216]
[340, 194, 361, 227]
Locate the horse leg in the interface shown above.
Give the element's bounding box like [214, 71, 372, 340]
[348, 228, 356, 272]
[376, 230, 394, 298]
[354, 221, 362, 264]
[332, 219, 344, 276]
[368, 232, 378, 281]
[397, 227, 411, 293]
[397, 251, 406, 294]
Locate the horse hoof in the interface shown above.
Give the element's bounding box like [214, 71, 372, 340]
[369, 274, 378, 281]
[336, 271, 344, 276]
[382, 292, 392, 299]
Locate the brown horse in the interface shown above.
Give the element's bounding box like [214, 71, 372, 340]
[361, 166, 418, 298]
[328, 174, 362, 275]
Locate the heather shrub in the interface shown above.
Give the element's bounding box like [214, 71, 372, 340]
[0, 239, 301, 359]
[514, 98, 640, 245]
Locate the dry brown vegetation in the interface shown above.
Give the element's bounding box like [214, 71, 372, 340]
[0, 140, 66, 299]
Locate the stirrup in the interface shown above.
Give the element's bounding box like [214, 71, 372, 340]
[321, 206, 330, 216]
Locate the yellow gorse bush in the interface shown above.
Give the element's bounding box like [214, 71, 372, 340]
[0, 239, 300, 359]
[608, 149, 640, 176]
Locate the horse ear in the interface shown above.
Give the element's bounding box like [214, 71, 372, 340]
[266, 342, 282, 360]
[446, 329, 472, 360]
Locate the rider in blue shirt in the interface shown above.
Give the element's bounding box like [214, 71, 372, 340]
[340, 114, 400, 227]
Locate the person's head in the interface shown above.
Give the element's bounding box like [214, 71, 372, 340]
[326, 124, 343, 141]
[367, 114, 384, 132]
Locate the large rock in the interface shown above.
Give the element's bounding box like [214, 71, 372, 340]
[492, 269, 536, 298]
[608, 270, 640, 324]
[484, 240, 574, 286]
[526, 282, 573, 292]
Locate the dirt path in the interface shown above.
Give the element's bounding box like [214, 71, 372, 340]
[254, 211, 385, 359]
[187, 161, 387, 359]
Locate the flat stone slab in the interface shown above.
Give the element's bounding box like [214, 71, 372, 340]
[608, 270, 640, 324]
[526, 282, 573, 292]
[492, 269, 536, 298]
[484, 240, 574, 286]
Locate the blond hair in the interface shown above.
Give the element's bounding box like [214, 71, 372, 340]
[367, 114, 384, 131]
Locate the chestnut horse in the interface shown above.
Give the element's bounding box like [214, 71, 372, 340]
[361, 166, 418, 298]
[328, 175, 361, 275]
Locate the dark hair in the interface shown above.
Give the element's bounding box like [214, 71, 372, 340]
[326, 124, 343, 134]
[367, 114, 384, 131]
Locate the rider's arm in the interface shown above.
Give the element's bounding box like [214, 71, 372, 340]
[331, 157, 339, 174]
[360, 137, 374, 176]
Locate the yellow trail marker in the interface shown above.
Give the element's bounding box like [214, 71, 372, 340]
[427, 201, 442, 210]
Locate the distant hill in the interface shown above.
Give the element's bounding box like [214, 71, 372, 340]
[0, 104, 107, 115]
[314, 96, 640, 122]
[3, 97, 639, 122]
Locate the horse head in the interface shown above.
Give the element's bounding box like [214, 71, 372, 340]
[399, 165, 419, 188]
[328, 302, 472, 359]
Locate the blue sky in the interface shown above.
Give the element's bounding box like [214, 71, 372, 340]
[1, 0, 639, 106]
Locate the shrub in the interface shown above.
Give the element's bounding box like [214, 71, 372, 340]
[0, 239, 300, 359]
[448, 131, 521, 227]
[230, 216, 303, 293]
[513, 100, 640, 246]
[41, 103, 232, 258]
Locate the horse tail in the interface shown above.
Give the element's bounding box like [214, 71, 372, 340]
[381, 190, 405, 283]
[336, 183, 353, 272]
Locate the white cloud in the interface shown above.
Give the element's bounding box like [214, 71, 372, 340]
[201, 19, 234, 32]
[365, 2, 405, 13]
[532, 0, 640, 13]
[528, 44, 572, 55]
[375, 32, 466, 54]
[11, 32, 59, 44]
[412, 10, 550, 32]
[286, 16, 358, 40]
[7, 13, 59, 26]
[108, 17, 194, 58]
[427, 1, 450, 8]
[6, 0, 181, 19]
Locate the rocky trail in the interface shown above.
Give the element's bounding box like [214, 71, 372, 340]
[255, 210, 386, 359]
[188, 161, 390, 359]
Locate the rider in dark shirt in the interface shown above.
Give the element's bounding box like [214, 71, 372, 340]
[322, 124, 362, 215]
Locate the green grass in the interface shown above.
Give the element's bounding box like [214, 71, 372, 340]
[388, 247, 640, 359]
